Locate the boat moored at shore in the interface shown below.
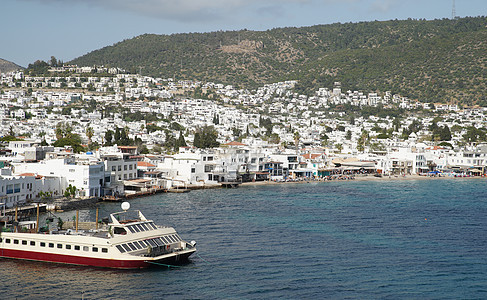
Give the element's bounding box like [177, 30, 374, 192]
[0, 202, 196, 269]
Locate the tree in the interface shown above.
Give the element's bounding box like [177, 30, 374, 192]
[463, 127, 486, 144]
[104, 130, 113, 146]
[64, 184, 77, 198]
[293, 131, 300, 151]
[357, 130, 369, 152]
[50, 56, 58, 67]
[85, 127, 94, 144]
[194, 126, 219, 149]
[175, 131, 187, 150]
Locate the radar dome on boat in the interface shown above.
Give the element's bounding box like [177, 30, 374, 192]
[121, 202, 130, 211]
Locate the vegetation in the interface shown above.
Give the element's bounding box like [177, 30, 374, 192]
[70, 17, 487, 105]
[193, 126, 219, 149]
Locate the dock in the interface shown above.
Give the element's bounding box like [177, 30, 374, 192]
[220, 181, 241, 188]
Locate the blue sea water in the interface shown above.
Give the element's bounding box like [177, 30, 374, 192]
[1, 178, 487, 299]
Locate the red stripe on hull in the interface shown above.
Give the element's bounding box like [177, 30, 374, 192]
[0, 249, 150, 269]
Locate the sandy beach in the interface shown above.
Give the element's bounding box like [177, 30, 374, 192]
[239, 174, 485, 187]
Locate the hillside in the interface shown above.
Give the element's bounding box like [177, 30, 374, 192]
[70, 17, 487, 105]
[0, 58, 22, 73]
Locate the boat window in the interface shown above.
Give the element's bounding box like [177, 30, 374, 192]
[102, 248, 108, 253]
[83, 246, 89, 251]
[0, 238, 2, 242]
[126, 226, 135, 233]
[175, 234, 181, 241]
[121, 244, 131, 252]
[139, 240, 147, 247]
[161, 236, 169, 244]
[113, 227, 127, 235]
[30, 241, 35, 246]
[74, 245, 80, 250]
[154, 238, 164, 247]
[40, 242, 45, 247]
[92, 247, 98, 252]
[167, 235, 175, 243]
[146, 239, 157, 248]
[57, 244, 63, 249]
[5, 239, 10, 243]
[127, 243, 137, 251]
[132, 241, 142, 250]
[135, 224, 144, 232]
[49, 243, 54, 248]
[116, 245, 126, 253]
[148, 222, 157, 230]
[131, 225, 140, 233]
[66, 245, 71, 250]
[22, 240, 27, 245]
[14, 239, 19, 244]
[140, 223, 149, 231]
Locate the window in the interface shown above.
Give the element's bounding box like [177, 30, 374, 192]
[14, 239, 19, 244]
[75, 245, 80, 250]
[6, 239, 11, 243]
[40, 242, 45, 247]
[112, 166, 116, 172]
[191, 168, 195, 173]
[146, 239, 157, 247]
[139, 240, 147, 247]
[49, 243, 54, 248]
[57, 244, 63, 249]
[0, 238, 2, 242]
[114, 227, 127, 235]
[140, 223, 149, 231]
[124, 165, 127, 171]
[22, 240, 27, 245]
[132, 241, 142, 250]
[92, 247, 98, 252]
[102, 248, 108, 253]
[116, 245, 126, 253]
[118, 166, 121, 171]
[127, 243, 137, 251]
[151, 238, 161, 247]
[161, 236, 169, 244]
[83, 246, 89, 251]
[66, 245, 71, 250]
[121, 244, 131, 252]
[129, 164, 133, 170]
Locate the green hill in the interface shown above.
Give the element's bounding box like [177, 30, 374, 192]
[70, 17, 487, 105]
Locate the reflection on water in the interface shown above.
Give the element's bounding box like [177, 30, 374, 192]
[2, 179, 487, 299]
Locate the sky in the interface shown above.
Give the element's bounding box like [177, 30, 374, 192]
[2, 0, 486, 67]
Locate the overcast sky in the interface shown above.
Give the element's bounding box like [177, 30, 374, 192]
[2, 0, 486, 67]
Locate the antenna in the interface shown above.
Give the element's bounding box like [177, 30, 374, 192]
[452, 0, 456, 19]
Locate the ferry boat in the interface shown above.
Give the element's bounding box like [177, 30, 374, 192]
[0, 202, 196, 269]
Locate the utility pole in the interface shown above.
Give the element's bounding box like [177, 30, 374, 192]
[452, 0, 456, 19]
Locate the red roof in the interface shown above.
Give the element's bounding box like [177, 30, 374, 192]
[137, 161, 156, 168]
[19, 173, 44, 179]
[302, 153, 323, 160]
[224, 141, 247, 146]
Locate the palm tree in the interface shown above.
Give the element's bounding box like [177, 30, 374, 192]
[293, 130, 300, 154]
[85, 127, 94, 144]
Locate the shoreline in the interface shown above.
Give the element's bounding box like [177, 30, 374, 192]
[239, 174, 485, 186]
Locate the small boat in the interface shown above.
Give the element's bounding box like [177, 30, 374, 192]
[0, 202, 196, 269]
